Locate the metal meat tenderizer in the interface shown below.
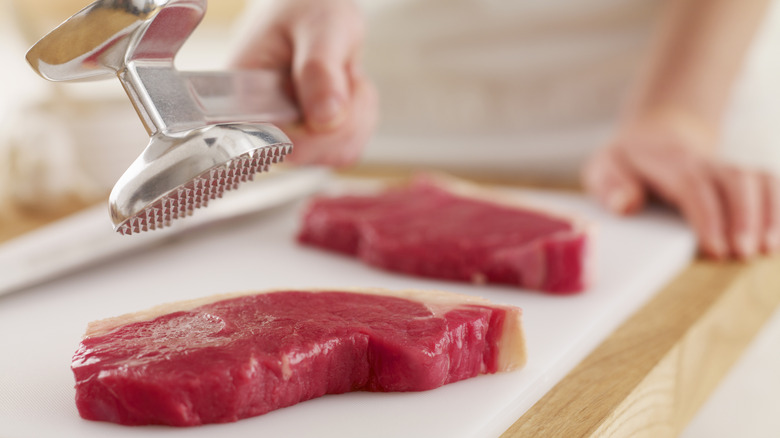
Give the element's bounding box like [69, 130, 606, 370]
[25, 0, 298, 235]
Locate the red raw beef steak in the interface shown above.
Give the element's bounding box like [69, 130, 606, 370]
[298, 176, 591, 293]
[72, 288, 526, 426]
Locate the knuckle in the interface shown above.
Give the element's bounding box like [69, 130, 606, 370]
[300, 57, 330, 79]
[675, 170, 710, 196]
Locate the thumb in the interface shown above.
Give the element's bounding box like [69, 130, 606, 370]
[582, 147, 646, 215]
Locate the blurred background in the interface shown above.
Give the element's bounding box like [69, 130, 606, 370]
[2, 0, 780, 223]
[0, 1, 779, 436]
[358, 0, 780, 181]
[0, 0, 250, 239]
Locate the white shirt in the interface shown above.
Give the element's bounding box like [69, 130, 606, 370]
[358, 0, 780, 179]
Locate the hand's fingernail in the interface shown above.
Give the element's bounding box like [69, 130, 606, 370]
[309, 97, 345, 131]
[735, 233, 758, 260]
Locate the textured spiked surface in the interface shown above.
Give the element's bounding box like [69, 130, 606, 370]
[116, 144, 291, 235]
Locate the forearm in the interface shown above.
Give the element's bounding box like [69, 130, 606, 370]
[625, 0, 770, 136]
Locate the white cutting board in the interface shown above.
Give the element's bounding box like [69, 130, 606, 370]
[0, 179, 695, 438]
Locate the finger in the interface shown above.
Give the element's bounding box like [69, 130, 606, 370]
[581, 147, 646, 215]
[714, 165, 762, 260]
[621, 148, 728, 259]
[283, 76, 378, 167]
[323, 77, 379, 166]
[230, 28, 292, 70]
[665, 168, 728, 260]
[228, 2, 292, 70]
[760, 172, 780, 253]
[290, 4, 364, 132]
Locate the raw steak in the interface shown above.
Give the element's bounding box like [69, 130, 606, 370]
[72, 288, 526, 426]
[298, 176, 591, 293]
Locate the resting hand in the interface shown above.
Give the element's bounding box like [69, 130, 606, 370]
[230, 0, 378, 166]
[583, 110, 780, 260]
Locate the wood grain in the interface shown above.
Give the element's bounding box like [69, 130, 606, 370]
[502, 256, 780, 437]
[0, 198, 93, 244]
[337, 165, 582, 191]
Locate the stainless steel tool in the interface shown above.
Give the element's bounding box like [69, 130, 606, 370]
[25, 0, 299, 235]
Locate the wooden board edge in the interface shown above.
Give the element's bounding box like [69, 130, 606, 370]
[501, 256, 780, 437]
[0, 197, 99, 244]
